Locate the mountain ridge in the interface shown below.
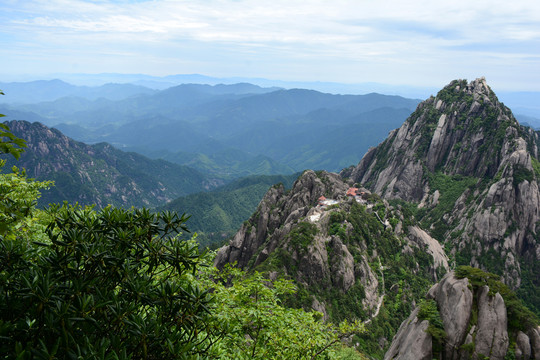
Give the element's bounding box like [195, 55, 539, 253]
[214, 77, 540, 357]
[345, 78, 540, 304]
[1, 120, 222, 208]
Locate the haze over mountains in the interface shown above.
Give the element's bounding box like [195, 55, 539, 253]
[2, 76, 540, 359]
[0, 79, 421, 176]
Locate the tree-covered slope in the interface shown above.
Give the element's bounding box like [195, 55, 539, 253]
[215, 170, 449, 357]
[1, 120, 221, 208]
[159, 173, 299, 247]
[0, 123, 367, 359]
[146, 148, 296, 180]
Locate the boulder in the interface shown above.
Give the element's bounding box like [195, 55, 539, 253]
[516, 331, 531, 360]
[528, 327, 540, 360]
[427, 272, 473, 359]
[474, 286, 509, 359]
[383, 308, 432, 360]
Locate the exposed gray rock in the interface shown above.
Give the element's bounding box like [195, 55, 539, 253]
[311, 296, 328, 320]
[385, 271, 537, 360]
[427, 272, 473, 359]
[528, 327, 540, 360]
[474, 286, 509, 359]
[383, 308, 432, 360]
[348, 77, 540, 295]
[356, 257, 380, 314]
[408, 225, 449, 278]
[516, 331, 531, 360]
[296, 233, 331, 287]
[327, 236, 355, 291]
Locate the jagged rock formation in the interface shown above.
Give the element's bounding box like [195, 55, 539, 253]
[346, 78, 540, 308]
[383, 307, 432, 360]
[349, 78, 531, 199]
[215, 78, 540, 358]
[385, 271, 540, 360]
[216, 169, 448, 353]
[2, 120, 219, 208]
[215, 170, 349, 269]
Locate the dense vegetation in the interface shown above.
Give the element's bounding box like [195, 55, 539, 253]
[1, 205, 220, 358]
[159, 173, 299, 248]
[251, 197, 435, 358]
[417, 299, 446, 357]
[343, 202, 434, 358]
[0, 120, 366, 359]
[2, 121, 216, 209]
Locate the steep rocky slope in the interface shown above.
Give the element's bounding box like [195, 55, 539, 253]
[215, 78, 540, 358]
[215, 169, 449, 356]
[2, 120, 220, 208]
[385, 269, 540, 360]
[345, 78, 540, 313]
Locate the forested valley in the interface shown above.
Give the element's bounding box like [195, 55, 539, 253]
[2, 78, 540, 359]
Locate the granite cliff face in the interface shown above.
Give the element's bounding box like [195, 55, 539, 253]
[3, 120, 219, 208]
[385, 271, 540, 360]
[348, 78, 534, 199]
[215, 78, 539, 358]
[216, 169, 448, 350]
[346, 78, 540, 308]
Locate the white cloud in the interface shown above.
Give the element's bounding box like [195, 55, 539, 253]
[1, 0, 540, 89]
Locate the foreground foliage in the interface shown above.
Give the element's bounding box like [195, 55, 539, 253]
[199, 265, 366, 359]
[0, 124, 365, 359]
[1, 204, 221, 359]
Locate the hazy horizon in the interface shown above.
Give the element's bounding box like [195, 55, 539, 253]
[2, 0, 540, 92]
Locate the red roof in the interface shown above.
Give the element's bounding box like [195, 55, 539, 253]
[318, 196, 326, 201]
[346, 187, 359, 196]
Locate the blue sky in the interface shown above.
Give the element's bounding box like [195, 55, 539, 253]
[1, 0, 540, 91]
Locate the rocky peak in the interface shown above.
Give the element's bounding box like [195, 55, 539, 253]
[215, 166, 450, 350]
[214, 169, 349, 269]
[345, 78, 540, 310]
[348, 78, 536, 202]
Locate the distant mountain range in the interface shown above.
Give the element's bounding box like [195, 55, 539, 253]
[1, 73, 439, 97]
[3, 73, 539, 117]
[0, 79, 158, 103]
[0, 80, 421, 175]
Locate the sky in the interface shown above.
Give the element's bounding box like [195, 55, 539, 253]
[1, 0, 540, 91]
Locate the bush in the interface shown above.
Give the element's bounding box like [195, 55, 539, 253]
[0, 205, 220, 359]
[418, 299, 446, 356]
[288, 221, 318, 253]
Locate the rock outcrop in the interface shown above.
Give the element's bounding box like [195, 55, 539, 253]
[426, 273, 473, 358]
[216, 169, 445, 327]
[215, 170, 349, 270]
[384, 308, 432, 360]
[386, 271, 539, 360]
[346, 78, 540, 300]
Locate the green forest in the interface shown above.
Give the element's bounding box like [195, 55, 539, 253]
[0, 122, 367, 358]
